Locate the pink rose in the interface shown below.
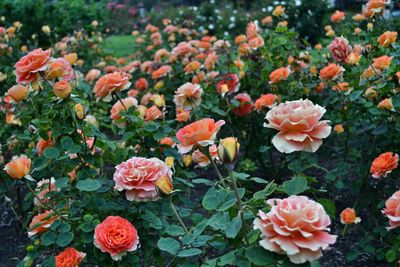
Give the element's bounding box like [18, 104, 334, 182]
[382, 190, 400, 230]
[173, 82, 203, 110]
[328, 37, 352, 63]
[253, 196, 337, 264]
[15, 48, 51, 84]
[264, 99, 331, 153]
[94, 216, 139, 260]
[113, 157, 172, 202]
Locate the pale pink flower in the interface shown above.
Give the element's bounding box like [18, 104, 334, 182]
[382, 190, 400, 230]
[173, 83, 203, 110]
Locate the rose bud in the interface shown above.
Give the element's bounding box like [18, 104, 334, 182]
[4, 154, 31, 179]
[165, 156, 175, 168]
[53, 80, 72, 99]
[340, 208, 361, 225]
[74, 103, 85, 119]
[47, 60, 65, 80]
[154, 175, 174, 195]
[7, 84, 29, 102]
[182, 155, 193, 167]
[64, 53, 78, 65]
[218, 137, 240, 166]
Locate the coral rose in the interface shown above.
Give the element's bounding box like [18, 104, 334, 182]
[328, 37, 352, 63]
[144, 105, 163, 121]
[15, 48, 51, 84]
[53, 80, 72, 99]
[319, 63, 344, 81]
[85, 69, 101, 83]
[370, 152, 398, 178]
[55, 247, 86, 267]
[340, 208, 361, 224]
[382, 190, 400, 230]
[113, 157, 173, 202]
[7, 84, 29, 102]
[192, 149, 211, 168]
[93, 72, 131, 101]
[94, 216, 139, 260]
[152, 65, 171, 79]
[254, 94, 277, 111]
[173, 82, 203, 110]
[264, 99, 331, 153]
[378, 31, 398, 48]
[135, 78, 148, 91]
[176, 118, 225, 154]
[269, 67, 291, 84]
[232, 93, 253, 116]
[4, 154, 31, 179]
[216, 74, 240, 97]
[28, 210, 58, 237]
[372, 55, 392, 70]
[331, 10, 345, 23]
[254, 196, 336, 264]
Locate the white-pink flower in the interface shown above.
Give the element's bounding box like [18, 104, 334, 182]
[113, 157, 172, 202]
[264, 99, 331, 153]
[173, 82, 203, 110]
[328, 37, 352, 63]
[382, 190, 400, 230]
[253, 196, 337, 264]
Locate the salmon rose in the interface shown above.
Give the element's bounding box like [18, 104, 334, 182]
[264, 99, 331, 153]
[176, 118, 225, 154]
[340, 208, 361, 224]
[331, 10, 345, 23]
[7, 84, 29, 102]
[93, 72, 131, 101]
[55, 247, 86, 267]
[152, 65, 171, 79]
[4, 154, 31, 179]
[113, 157, 173, 202]
[253, 196, 336, 264]
[28, 210, 58, 237]
[85, 69, 101, 83]
[382, 190, 400, 230]
[15, 48, 51, 84]
[370, 152, 398, 178]
[254, 94, 277, 111]
[319, 63, 344, 81]
[269, 67, 291, 84]
[378, 31, 398, 48]
[94, 216, 139, 260]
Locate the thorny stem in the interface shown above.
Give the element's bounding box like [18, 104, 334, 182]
[210, 156, 227, 188]
[169, 195, 189, 234]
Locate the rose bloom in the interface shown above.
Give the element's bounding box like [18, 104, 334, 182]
[176, 108, 190, 122]
[94, 216, 139, 260]
[328, 37, 352, 63]
[205, 51, 218, 71]
[176, 118, 225, 154]
[34, 177, 56, 206]
[254, 94, 277, 111]
[332, 82, 350, 92]
[37, 133, 54, 156]
[216, 74, 240, 97]
[264, 99, 331, 153]
[370, 152, 399, 178]
[28, 210, 58, 237]
[15, 48, 51, 84]
[340, 208, 361, 225]
[372, 55, 392, 70]
[48, 58, 75, 82]
[184, 60, 202, 74]
[346, 52, 361, 65]
[232, 93, 253, 116]
[319, 63, 344, 81]
[192, 149, 211, 168]
[145, 105, 163, 121]
[378, 98, 393, 110]
[235, 35, 247, 45]
[152, 65, 171, 79]
[113, 157, 173, 202]
[253, 196, 337, 264]
[378, 31, 397, 48]
[331, 10, 345, 23]
[173, 82, 203, 110]
[85, 69, 101, 83]
[382, 190, 400, 230]
[269, 67, 291, 84]
[4, 154, 31, 179]
[248, 35, 265, 50]
[135, 78, 148, 91]
[7, 84, 29, 102]
[53, 80, 72, 99]
[273, 5, 285, 16]
[159, 137, 175, 147]
[334, 124, 344, 133]
[246, 21, 259, 39]
[94, 72, 131, 101]
[262, 16, 273, 25]
[397, 72, 400, 84]
[55, 247, 86, 267]
[363, 0, 386, 19]
[110, 97, 138, 127]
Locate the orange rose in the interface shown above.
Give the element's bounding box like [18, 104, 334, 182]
[7, 84, 28, 102]
[53, 80, 72, 99]
[4, 154, 31, 179]
[176, 118, 225, 154]
[145, 105, 163, 121]
[269, 67, 290, 84]
[378, 98, 393, 110]
[64, 53, 78, 65]
[55, 247, 86, 267]
[331, 10, 345, 23]
[184, 60, 202, 74]
[332, 82, 350, 92]
[340, 208, 361, 224]
[235, 35, 247, 45]
[159, 137, 175, 147]
[334, 124, 344, 133]
[370, 152, 399, 178]
[319, 63, 344, 81]
[254, 94, 276, 111]
[93, 72, 131, 101]
[378, 31, 398, 47]
[135, 78, 148, 91]
[28, 210, 58, 237]
[15, 48, 51, 84]
[37, 132, 54, 156]
[372, 55, 392, 70]
[176, 109, 190, 122]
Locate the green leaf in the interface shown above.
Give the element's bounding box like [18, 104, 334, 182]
[318, 198, 336, 218]
[245, 247, 273, 265]
[55, 177, 69, 190]
[157, 237, 180, 255]
[144, 122, 159, 132]
[246, 229, 260, 244]
[225, 216, 242, 239]
[57, 222, 71, 233]
[56, 232, 74, 247]
[41, 231, 56, 246]
[177, 248, 202, 257]
[61, 136, 73, 150]
[165, 225, 186, 236]
[386, 249, 397, 262]
[282, 176, 308, 195]
[43, 147, 60, 159]
[76, 179, 101, 192]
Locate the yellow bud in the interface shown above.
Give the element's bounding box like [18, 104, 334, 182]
[154, 80, 164, 90]
[218, 137, 240, 164]
[74, 103, 85, 119]
[64, 53, 78, 65]
[183, 155, 193, 167]
[41, 25, 51, 34]
[367, 23, 373, 31]
[152, 94, 165, 107]
[154, 175, 173, 195]
[165, 156, 175, 168]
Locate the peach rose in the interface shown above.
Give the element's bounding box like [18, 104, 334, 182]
[363, 0, 386, 19]
[370, 152, 398, 178]
[328, 37, 352, 63]
[55, 247, 86, 267]
[28, 210, 58, 237]
[85, 69, 101, 83]
[205, 51, 218, 71]
[372, 55, 392, 70]
[331, 10, 345, 23]
[15, 48, 51, 84]
[334, 124, 344, 133]
[176, 118, 225, 154]
[47, 58, 75, 82]
[176, 108, 190, 122]
[216, 74, 240, 97]
[173, 83, 203, 110]
[152, 65, 171, 79]
[253, 196, 336, 264]
[4, 154, 31, 179]
[332, 82, 350, 92]
[319, 63, 344, 81]
[7, 84, 28, 102]
[248, 35, 265, 50]
[94, 216, 139, 260]
[110, 97, 138, 127]
[232, 93, 253, 116]
[113, 157, 173, 202]
[269, 67, 291, 84]
[378, 31, 398, 47]
[144, 105, 163, 121]
[382, 190, 400, 230]
[264, 99, 331, 153]
[135, 78, 148, 91]
[94, 72, 131, 101]
[340, 208, 361, 224]
[184, 60, 202, 74]
[378, 98, 393, 110]
[159, 137, 175, 147]
[192, 149, 211, 168]
[254, 94, 277, 111]
[53, 80, 72, 99]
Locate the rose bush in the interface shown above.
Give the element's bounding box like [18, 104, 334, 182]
[0, 1, 399, 266]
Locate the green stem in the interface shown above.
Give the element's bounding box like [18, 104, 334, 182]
[169, 195, 189, 234]
[228, 170, 243, 216]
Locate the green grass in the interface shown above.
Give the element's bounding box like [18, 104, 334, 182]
[102, 35, 137, 58]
